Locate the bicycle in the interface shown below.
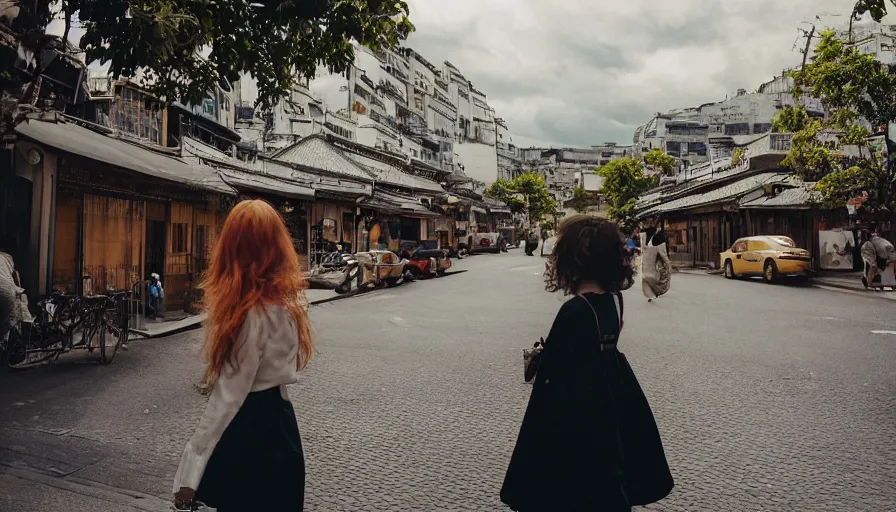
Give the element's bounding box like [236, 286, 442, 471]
[5, 292, 84, 368]
[5, 291, 130, 368]
[76, 292, 130, 365]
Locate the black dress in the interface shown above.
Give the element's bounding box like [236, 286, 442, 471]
[195, 387, 306, 511]
[501, 293, 673, 511]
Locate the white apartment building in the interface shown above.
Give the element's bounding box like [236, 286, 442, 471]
[632, 73, 825, 173]
[231, 42, 507, 185]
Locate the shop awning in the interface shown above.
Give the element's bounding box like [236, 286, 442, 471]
[16, 115, 236, 195]
[639, 172, 791, 217]
[219, 168, 315, 200]
[363, 189, 441, 218]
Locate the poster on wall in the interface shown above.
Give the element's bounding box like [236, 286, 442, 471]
[818, 230, 855, 270]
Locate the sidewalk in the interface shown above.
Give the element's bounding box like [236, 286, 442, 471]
[130, 288, 353, 339]
[675, 266, 896, 301]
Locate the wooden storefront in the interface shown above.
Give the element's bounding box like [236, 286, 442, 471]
[52, 157, 230, 310]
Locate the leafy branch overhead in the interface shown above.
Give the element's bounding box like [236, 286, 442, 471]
[643, 149, 675, 175]
[16, 0, 414, 111]
[484, 174, 558, 225]
[851, 0, 896, 25]
[773, 30, 896, 212]
[597, 158, 658, 232]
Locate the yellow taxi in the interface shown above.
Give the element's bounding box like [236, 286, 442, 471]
[720, 235, 811, 283]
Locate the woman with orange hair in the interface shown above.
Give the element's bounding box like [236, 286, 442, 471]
[173, 200, 313, 511]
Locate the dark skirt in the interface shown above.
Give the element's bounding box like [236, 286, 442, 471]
[195, 386, 305, 511]
[501, 350, 673, 511]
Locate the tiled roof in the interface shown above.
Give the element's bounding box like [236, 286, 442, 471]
[272, 135, 376, 181]
[344, 152, 445, 194]
[271, 134, 444, 194]
[16, 115, 235, 195]
[740, 184, 820, 209]
[219, 168, 315, 200]
[643, 172, 791, 215]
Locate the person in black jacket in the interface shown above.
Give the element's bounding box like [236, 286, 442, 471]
[501, 215, 674, 512]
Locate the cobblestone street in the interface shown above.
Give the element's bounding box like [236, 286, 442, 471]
[1, 250, 895, 511]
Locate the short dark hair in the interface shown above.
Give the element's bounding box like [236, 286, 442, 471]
[544, 215, 633, 294]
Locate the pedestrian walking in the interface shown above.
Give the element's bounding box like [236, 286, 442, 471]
[641, 222, 671, 302]
[501, 215, 673, 512]
[147, 273, 164, 319]
[861, 229, 896, 288]
[173, 200, 314, 512]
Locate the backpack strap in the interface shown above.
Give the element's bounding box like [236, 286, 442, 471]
[614, 293, 624, 332]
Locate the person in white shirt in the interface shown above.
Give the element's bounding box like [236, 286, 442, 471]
[173, 200, 314, 511]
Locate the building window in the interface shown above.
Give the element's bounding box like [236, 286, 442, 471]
[171, 223, 189, 253]
[112, 86, 164, 144]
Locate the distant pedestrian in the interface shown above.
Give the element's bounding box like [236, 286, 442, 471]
[501, 215, 673, 512]
[861, 230, 896, 288]
[173, 200, 314, 512]
[147, 273, 164, 319]
[641, 223, 671, 302]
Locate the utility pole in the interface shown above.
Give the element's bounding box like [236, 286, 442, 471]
[800, 25, 817, 72]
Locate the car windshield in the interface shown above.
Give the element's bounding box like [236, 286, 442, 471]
[769, 237, 796, 248]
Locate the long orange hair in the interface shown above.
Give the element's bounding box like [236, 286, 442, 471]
[201, 199, 313, 386]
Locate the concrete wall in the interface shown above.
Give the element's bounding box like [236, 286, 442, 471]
[455, 142, 498, 184]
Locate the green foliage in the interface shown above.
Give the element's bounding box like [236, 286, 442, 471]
[852, 0, 895, 23]
[643, 148, 675, 175]
[565, 185, 601, 214]
[12, 0, 413, 112]
[775, 30, 896, 212]
[484, 173, 558, 225]
[597, 158, 658, 231]
[730, 148, 745, 168]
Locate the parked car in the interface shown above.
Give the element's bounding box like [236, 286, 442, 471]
[354, 250, 409, 288]
[469, 233, 501, 254]
[406, 248, 452, 279]
[720, 236, 811, 283]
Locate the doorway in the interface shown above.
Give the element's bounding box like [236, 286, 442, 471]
[145, 202, 167, 280]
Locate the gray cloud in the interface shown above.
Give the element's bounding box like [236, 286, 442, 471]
[406, 0, 852, 147]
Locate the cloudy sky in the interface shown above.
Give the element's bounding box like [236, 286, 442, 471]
[404, 0, 857, 148]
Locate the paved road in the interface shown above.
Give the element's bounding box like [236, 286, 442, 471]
[1, 250, 895, 511]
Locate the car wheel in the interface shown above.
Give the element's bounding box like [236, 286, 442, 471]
[763, 260, 778, 283]
[724, 260, 735, 279]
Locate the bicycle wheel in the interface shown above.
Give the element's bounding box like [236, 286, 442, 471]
[100, 315, 124, 364]
[5, 325, 60, 369]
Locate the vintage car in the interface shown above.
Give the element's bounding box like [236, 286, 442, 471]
[406, 248, 452, 279]
[468, 233, 501, 254]
[354, 250, 409, 288]
[720, 235, 811, 282]
[304, 250, 359, 294]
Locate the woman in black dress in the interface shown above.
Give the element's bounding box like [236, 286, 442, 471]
[501, 215, 674, 511]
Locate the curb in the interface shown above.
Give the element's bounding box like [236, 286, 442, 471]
[132, 287, 371, 339]
[810, 281, 896, 301]
[0, 464, 171, 511]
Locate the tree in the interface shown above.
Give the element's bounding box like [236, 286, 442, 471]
[851, 1, 894, 36]
[773, 30, 896, 213]
[484, 173, 558, 225]
[565, 186, 600, 214]
[597, 157, 658, 232]
[4, 0, 414, 112]
[643, 148, 675, 175]
[730, 148, 745, 168]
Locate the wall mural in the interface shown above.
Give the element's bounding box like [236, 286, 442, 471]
[818, 230, 855, 270]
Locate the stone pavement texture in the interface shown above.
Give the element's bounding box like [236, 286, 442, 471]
[1, 250, 895, 511]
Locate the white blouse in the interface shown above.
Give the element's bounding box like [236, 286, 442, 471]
[173, 304, 300, 493]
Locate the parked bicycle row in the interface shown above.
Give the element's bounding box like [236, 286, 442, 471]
[1, 251, 140, 369]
